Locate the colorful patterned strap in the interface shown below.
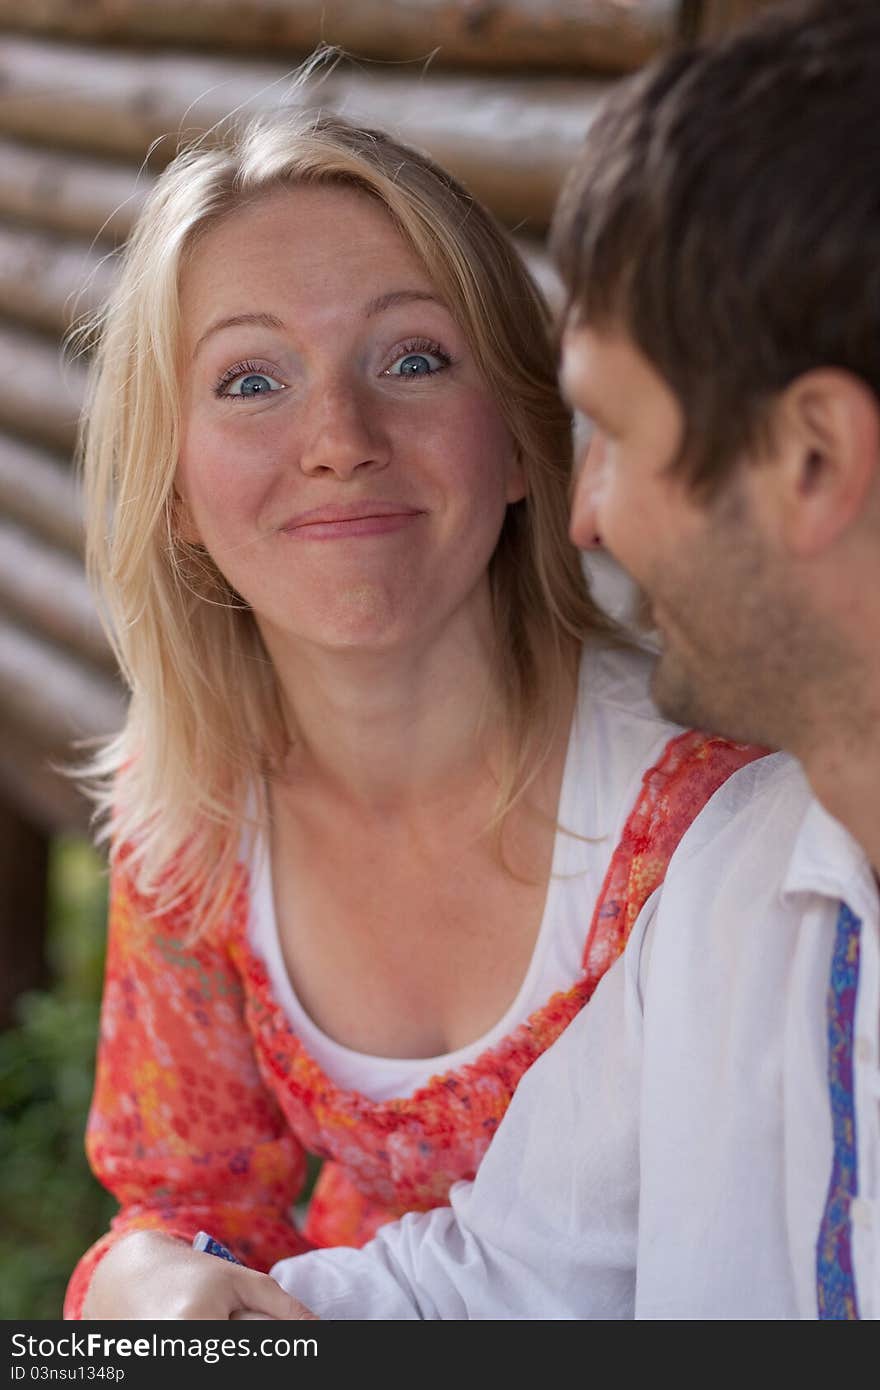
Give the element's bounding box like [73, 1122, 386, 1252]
[816, 900, 862, 1319]
[580, 729, 766, 987]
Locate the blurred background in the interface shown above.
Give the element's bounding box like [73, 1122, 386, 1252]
[0, 0, 777, 1318]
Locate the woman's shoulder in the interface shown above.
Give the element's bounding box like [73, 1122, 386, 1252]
[107, 833, 252, 952]
[564, 639, 680, 841]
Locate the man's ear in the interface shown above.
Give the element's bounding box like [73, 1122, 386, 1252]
[771, 369, 880, 557]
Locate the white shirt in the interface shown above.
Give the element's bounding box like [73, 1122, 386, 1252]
[249, 641, 679, 1100]
[271, 753, 880, 1318]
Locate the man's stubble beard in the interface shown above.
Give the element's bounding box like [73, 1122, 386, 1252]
[641, 500, 805, 751]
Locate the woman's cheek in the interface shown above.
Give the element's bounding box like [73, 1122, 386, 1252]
[178, 429, 280, 550]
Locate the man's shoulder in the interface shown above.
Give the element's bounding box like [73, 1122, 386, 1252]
[642, 753, 816, 1004]
[669, 750, 811, 882]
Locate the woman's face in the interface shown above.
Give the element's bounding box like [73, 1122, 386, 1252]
[175, 184, 523, 657]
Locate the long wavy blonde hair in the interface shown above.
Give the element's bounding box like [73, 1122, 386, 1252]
[77, 109, 614, 929]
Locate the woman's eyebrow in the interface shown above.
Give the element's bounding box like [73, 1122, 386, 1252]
[364, 289, 444, 318]
[191, 293, 443, 360]
[192, 311, 285, 361]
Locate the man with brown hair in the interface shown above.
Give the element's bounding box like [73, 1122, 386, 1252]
[271, 0, 880, 1317]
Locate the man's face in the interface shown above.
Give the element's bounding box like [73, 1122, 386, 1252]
[561, 322, 797, 745]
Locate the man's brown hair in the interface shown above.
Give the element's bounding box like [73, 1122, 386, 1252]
[550, 0, 880, 494]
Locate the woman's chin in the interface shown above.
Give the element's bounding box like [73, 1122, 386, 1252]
[293, 612, 419, 657]
[257, 582, 418, 654]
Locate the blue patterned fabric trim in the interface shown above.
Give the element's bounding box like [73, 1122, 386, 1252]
[816, 901, 861, 1320]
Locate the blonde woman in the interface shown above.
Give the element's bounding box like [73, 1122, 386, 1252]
[67, 112, 761, 1319]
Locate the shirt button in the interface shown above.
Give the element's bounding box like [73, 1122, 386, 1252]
[850, 1198, 872, 1231]
[854, 1037, 872, 1064]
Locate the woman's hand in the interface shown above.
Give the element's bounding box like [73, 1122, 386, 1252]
[81, 1231, 318, 1320]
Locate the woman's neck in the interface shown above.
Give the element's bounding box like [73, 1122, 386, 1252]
[261, 611, 507, 814]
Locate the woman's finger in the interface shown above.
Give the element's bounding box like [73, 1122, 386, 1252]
[230, 1269, 319, 1321]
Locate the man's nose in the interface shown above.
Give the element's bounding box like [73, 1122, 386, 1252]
[569, 432, 605, 550]
[297, 380, 388, 480]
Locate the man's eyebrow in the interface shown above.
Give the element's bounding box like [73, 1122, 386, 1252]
[364, 289, 444, 318]
[193, 311, 285, 361]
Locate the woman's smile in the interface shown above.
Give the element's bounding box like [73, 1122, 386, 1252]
[280, 500, 426, 540]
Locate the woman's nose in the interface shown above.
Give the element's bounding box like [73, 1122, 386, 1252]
[297, 381, 389, 480]
[569, 432, 605, 550]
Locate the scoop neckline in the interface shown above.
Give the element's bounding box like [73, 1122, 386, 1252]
[248, 655, 588, 1079]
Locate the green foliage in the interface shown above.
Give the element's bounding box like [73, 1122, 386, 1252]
[0, 837, 115, 1320]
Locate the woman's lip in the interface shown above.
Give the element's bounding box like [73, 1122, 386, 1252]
[282, 502, 421, 526]
[282, 511, 423, 540]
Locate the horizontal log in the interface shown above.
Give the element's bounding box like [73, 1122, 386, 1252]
[0, 519, 112, 669]
[0, 223, 116, 334]
[698, 1, 781, 39]
[0, 138, 148, 243]
[0, 614, 123, 753]
[0, 37, 611, 228]
[0, 324, 85, 454]
[0, 434, 83, 555]
[0, 1, 678, 74]
[0, 723, 93, 833]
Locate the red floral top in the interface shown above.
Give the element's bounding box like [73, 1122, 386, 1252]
[64, 729, 764, 1318]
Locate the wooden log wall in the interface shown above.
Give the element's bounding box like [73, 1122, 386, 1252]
[0, 0, 779, 993]
[0, 2, 678, 74]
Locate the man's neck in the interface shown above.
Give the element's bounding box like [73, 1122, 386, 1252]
[800, 736, 880, 878]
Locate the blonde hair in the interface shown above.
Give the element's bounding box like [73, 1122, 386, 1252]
[77, 108, 614, 928]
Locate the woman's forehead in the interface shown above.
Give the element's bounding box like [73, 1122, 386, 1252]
[186, 182, 415, 273]
[178, 183, 442, 344]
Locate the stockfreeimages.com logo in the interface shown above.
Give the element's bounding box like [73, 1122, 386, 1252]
[11, 1332, 318, 1368]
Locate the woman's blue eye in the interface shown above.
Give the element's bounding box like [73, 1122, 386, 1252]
[224, 371, 285, 398]
[386, 349, 447, 379]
